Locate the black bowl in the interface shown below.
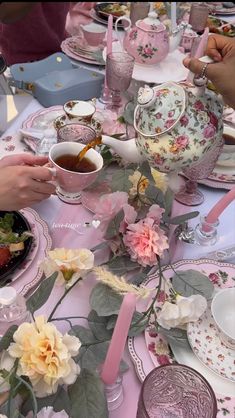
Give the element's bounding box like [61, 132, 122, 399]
[0, 211, 33, 281]
[94, 3, 128, 22]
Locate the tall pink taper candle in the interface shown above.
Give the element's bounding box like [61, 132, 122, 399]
[101, 293, 136, 385]
[104, 14, 113, 90]
[205, 187, 235, 224]
[186, 27, 209, 84]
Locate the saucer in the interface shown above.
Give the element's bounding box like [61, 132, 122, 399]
[54, 113, 102, 135]
[187, 308, 235, 382]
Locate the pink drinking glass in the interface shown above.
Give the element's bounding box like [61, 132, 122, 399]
[175, 138, 224, 206]
[136, 364, 217, 418]
[106, 52, 135, 114]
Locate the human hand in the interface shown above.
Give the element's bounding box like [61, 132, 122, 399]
[183, 34, 235, 109]
[0, 153, 48, 168]
[0, 164, 56, 211]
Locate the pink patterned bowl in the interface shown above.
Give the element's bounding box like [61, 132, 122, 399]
[57, 123, 97, 144]
[137, 364, 217, 418]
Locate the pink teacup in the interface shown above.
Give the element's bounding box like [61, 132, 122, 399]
[49, 142, 103, 204]
[80, 23, 106, 47]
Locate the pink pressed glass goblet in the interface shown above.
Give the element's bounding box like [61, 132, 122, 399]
[136, 364, 217, 418]
[106, 52, 135, 114]
[175, 138, 224, 206]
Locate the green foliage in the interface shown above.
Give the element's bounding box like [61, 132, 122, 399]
[26, 272, 58, 314]
[172, 269, 214, 300]
[111, 168, 133, 192]
[90, 283, 123, 316]
[0, 325, 17, 351]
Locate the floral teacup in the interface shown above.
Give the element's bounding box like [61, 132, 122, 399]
[63, 100, 96, 124]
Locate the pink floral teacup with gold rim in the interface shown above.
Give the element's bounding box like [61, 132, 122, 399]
[63, 100, 96, 124]
[49, 142, 103, 204]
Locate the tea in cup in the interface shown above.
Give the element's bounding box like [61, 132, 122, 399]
[63, 100, 96, 124]
[81, 23, 106, 47]
[217, 125, 235, 167]
[211, 287, 235, 350]
[49, 141, 103, 204]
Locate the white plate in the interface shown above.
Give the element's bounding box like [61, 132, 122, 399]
[103, 41, 188, 84]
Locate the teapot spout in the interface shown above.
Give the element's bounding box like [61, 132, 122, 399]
[169, 23, 185, 53]
[102, 135, 145, 164]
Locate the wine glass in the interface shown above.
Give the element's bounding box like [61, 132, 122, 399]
[175, 138, 224, 206]
[106, 51, 135, 114]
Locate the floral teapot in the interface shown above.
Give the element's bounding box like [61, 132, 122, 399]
[115, 12, 185, 65]
[102, 77, 224, 174]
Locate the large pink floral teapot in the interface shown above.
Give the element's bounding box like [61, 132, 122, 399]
[102, 78, 224, 174]
[115, 12, 185, 65]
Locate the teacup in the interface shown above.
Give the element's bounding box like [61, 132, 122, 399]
[63, 100, 96, 124]
[49, 142, 103, 204]
[217, 125, 235, 167]
[211, 288, 235, 350]
[81, 23, 106, 47]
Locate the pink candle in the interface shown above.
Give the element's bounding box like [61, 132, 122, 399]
[104, 14, 113, 90]
[186, 27, 209, 84]
[101, 293, 136, 385]
[206, 187, 235, 224]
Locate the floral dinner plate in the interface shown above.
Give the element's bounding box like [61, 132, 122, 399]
[187, 308, 235, 382]
[128, 258, 235, 418]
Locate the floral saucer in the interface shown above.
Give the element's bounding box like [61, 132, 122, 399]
[208, 166, 235, 183]
[54, 113, 102, 135]
[187, 308, 235, 382]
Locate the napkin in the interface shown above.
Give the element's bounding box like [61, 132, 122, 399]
[223, 107, 235, 127]
[19, 127, 57, 154]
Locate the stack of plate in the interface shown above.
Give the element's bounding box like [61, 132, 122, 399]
[61, 36, 105, 65]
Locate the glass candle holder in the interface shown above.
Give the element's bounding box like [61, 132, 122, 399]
[189, 3, 209, 34]
[194, 215, 219, 246]
[136, 364, 217, 418]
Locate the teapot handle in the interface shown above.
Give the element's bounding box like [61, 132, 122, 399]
[115, 16, 132, 51]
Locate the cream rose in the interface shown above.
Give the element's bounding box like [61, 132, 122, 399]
[157, 294, 207, 330]
[41, 248, 94, 287]
[8, 316, 81, 398]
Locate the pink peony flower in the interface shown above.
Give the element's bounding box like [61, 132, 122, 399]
[123, 217, 169, 267]
[175, 135, 189, 149]
[203, 124, 216, 139]
[147, 204, 165, 224]
[194, 100, 204, 111]
[119, 204, 137, 234]
[93, 192, 129, 233]
[179, 115, 189, 127]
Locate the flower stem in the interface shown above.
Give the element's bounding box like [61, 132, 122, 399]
[48, 278, 82, 321]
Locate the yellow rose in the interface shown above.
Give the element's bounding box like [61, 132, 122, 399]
[129, 170, 149, 197]
[41, 248, 94, 287]
[8, 316, 81, 398]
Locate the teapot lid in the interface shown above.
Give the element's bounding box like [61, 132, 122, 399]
[134, 82, 186, 137]
[136, 11, 166, 32]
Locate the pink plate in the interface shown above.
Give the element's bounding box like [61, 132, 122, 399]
[81, 181, 112, 213]
[197, 177, 234, 191]
[61, 39, 105, 66]
[22, 106, 64, 130]
[12, 208, 52, 296]
[128, 258, 235, 418]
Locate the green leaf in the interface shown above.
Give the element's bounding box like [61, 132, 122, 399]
[130, 271, 147, 286]
[69, 325, 97, 344]
[0, 325, 17, 351]
[172, 269, 214, 300]
[145, 184, 165, 207]
[106, 255, 139, 275]
[111, 169, 133, 192]
[91, 241, 109, 253]
[26, 272, 58, 314]
[68, 369, 108, 418]
[138, 161, 155, 183]
[88, 311, 112, 341]
[158, 326, 188, 343]
[90, 283, 123, 316]
[21, 387, 71, 416]
[164, 188, 174, 217]
[105, 209, 124, 240]
[164, 211, 199, 225]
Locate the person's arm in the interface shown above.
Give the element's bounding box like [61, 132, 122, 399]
[0, 2, 37, 24]
[183, 34, 235, 109]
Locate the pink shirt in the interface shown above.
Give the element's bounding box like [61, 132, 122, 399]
[0, 2, 70, 65]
